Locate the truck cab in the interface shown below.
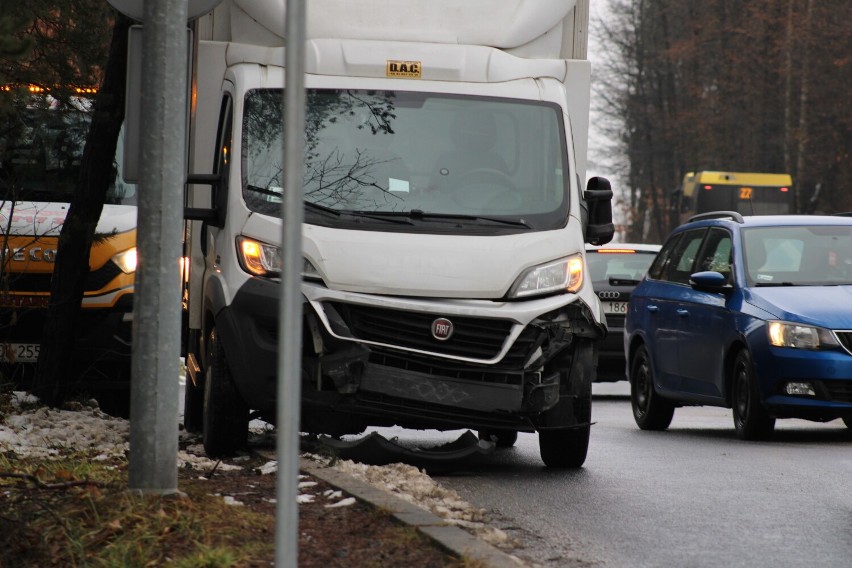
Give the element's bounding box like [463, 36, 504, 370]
[182, 0, 613, 468]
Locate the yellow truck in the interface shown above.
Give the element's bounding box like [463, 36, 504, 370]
[0, 86, 137, 402]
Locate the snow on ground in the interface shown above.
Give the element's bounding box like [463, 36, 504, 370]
[323, 456, 517, 549]
[0, 391, 238, 471]
[0, 390, 515, 550]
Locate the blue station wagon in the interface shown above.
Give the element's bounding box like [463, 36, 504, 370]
[625, 212, 852, 439]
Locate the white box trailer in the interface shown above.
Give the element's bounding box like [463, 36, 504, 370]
[182, 0, 614, 468]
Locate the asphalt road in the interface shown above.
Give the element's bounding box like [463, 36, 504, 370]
[371, 382, 852, 568]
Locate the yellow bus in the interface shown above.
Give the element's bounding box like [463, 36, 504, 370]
[676, 171, 794, 224]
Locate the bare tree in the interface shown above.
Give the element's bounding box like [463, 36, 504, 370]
[33, 12, 132, 407]
[599, 0, 852, 238]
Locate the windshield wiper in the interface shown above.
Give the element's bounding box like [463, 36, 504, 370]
[754, 282, 798, 287]
[305, 202, 416, 224]
[246, 184, 283, 199]
[304, 200, 341, 216]
[609, 277, 641, 286]
[364, 209, 531, 228]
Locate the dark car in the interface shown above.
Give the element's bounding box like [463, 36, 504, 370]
[586, 243, 661, 381]
[625, 212, 852, 439]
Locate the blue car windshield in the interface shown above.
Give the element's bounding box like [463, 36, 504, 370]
[743, 225, 852, 286]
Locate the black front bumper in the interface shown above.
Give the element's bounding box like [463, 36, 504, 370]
[0, 295, 134, 386]
[216, 277, 600, 433]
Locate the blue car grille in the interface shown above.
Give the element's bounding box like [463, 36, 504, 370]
[834, 331, 852, 356]
[822, 381, 852, 404]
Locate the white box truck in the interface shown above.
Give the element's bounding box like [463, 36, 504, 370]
[181, 0, 614, 467]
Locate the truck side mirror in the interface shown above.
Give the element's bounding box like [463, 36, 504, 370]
[185, 172, 225, 227]
[583, 176, 614, 245]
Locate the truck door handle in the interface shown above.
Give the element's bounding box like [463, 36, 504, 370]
[677, 309, 689, 317]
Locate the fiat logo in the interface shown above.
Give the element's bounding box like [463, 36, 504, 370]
[598, 291, 621, 299]
[431, 318, 454, 341]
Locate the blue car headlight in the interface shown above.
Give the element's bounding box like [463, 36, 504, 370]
[767, 321, 839, 350]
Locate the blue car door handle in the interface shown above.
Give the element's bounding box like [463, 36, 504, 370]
[647, 305, 659, 313]
[677, 309, 689, 317]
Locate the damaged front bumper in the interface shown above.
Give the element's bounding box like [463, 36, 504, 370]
[300, 282, 604, 433]
[217, 278, 604, 433]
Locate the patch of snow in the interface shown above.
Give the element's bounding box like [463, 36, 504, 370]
[325, 496, 356, 508]
[256, 461, 278, 475]
[328, 458, 518, 550]
[1, 395, 236, 471]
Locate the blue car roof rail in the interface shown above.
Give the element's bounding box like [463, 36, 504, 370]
[687, 211, 745, 223]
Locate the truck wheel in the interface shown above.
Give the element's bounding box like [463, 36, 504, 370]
[477, 428, 518, 448]
[183, 373, 204, 434]
[203, 327, 249, 457]
[630, 344, 674, 430]
[538, 392, 591, 468]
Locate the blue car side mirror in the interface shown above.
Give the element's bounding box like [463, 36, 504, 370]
[689, 271, 733, 295]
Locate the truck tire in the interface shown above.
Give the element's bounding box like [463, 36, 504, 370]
[203, 327, 249, 457]
[538, 392, 591, 468]
[183, 372, 204, 434]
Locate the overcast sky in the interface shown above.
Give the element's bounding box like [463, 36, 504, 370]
[586, 0, 610, 183]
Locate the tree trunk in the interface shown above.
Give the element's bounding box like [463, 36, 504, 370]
[32, 15, 132, 406]
[794, 0, 813, 213]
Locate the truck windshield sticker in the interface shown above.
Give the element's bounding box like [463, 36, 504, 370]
[386, 60, 421, 79]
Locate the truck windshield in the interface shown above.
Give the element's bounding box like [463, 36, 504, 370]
[0, 94, 136, 206]
[242, 89, 570, 231]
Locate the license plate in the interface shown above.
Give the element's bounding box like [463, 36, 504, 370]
[0, 294, 50, 308]
[603, 301, 629, 314]
[0, 343, 41, 363]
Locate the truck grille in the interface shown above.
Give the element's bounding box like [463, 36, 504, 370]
[324, 301, 541, 363]
[371, 351, 526, 384]
[324, 301, 512, 359]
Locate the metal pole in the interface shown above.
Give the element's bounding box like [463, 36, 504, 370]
[276, 0, 306, 565]
[128, 0, 187, 494]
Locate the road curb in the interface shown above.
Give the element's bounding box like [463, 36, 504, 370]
[300, 457, 524, 568]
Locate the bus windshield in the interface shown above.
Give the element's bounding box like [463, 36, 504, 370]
[677, 171, 793, 226]
[695, 183, 792, 215]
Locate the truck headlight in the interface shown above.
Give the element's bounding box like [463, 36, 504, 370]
[767, 321, 839, 350]
[509, 254, 583, 298]
[237, 236, 282, 277]
[112, 247, 137, 274]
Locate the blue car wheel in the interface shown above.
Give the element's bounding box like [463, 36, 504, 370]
[630, 344, 674, 430]
[731, 349, 775, 440]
